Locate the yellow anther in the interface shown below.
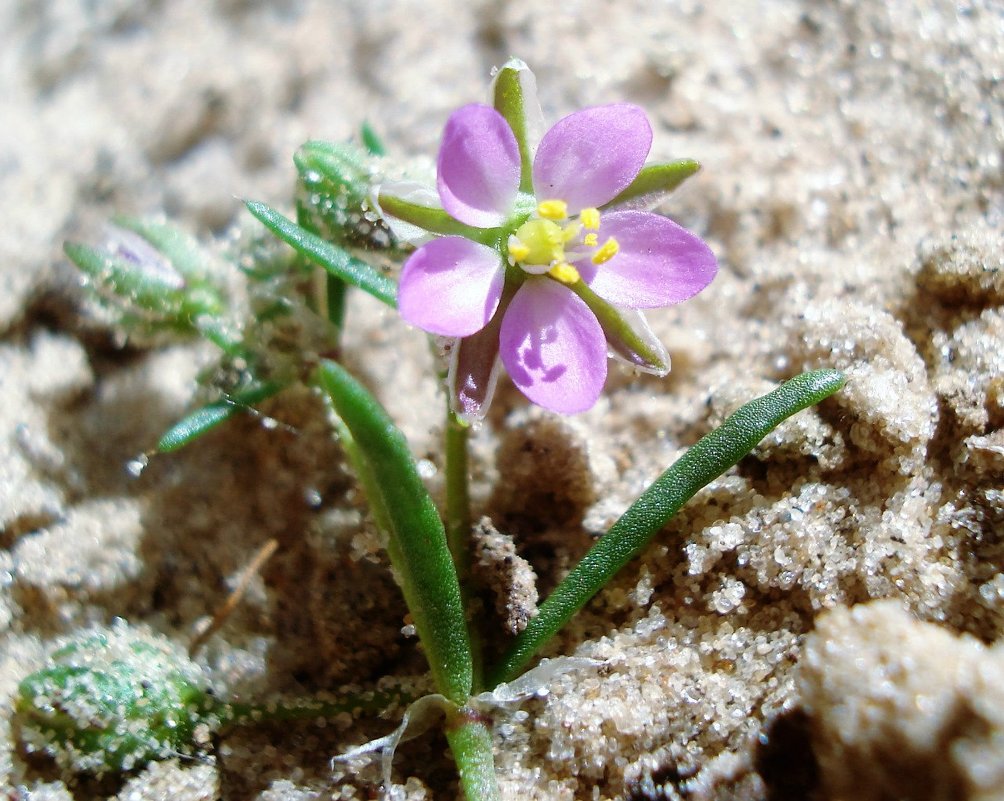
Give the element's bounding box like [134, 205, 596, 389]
[549, 262, 581, 284]
[537, 199, 568, 220]
[583, 232, 599, 248]
[591, 236, 620, 265]
[508, 239, 531, 263]
[580, 207, 601, 230]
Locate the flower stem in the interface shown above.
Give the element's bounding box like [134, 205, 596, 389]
[445, 706, 500, 801]
[295, 204, 348, 341]
[445, 409, 472, 580]
[218, 685, 415, 729]
[445, 407, 486, 692]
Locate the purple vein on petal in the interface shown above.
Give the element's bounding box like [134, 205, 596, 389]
[499, 278, 607, 414]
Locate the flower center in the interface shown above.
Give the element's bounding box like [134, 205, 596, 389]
[509, 219, 566, 269]
[506, 201, 620, 285]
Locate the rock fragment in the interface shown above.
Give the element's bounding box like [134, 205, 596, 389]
[800, 601, 1004, 801]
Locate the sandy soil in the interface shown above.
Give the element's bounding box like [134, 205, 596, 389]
[2, 1, 1002, 799]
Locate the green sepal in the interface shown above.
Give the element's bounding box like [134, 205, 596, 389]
[64, 240, 182, 318]
[486, 369, 847, 686]
[316, 360, 473, 704]
[245, 200, 398, 308]
[377, 191, 501, 246]
[569, 281, 670, 374]
[492, 58, 542, 194]
[294, 139, 370, 215]
[64, 219, 227, 335]
[111, 216, 215, 285]
[603, 160, 701, 210]
[156, 380, 286, 453]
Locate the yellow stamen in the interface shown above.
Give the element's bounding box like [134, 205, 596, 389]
[583, 232, 599, 248]
[548, 262, 581, 284]
[561, 221, 582, 242]
[507, 238, 531, 263]
[591, 236, 620, 265]
[580, 207, 601, 230]
[537, 199, 568, 220]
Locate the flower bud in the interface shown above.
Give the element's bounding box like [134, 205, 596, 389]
[64, 217, 230, 340]
[294, 140, 395, 251]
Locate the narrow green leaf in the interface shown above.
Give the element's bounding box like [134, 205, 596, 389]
[317, 360, 473, 704]
[377, 191, 500, 246]
[360, 122, 386, 156]
[603, 160, 701, 210]
[192, 318, 247, 358]
[486, 369, 847, 686]
[224, 684, 413, 728]
[245, 200, 398, 308]
[157, 381, 285, 453]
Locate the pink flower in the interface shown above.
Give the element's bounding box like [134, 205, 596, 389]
[380, 61, 717, 420]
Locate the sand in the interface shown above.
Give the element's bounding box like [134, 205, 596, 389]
[1, 0, 1002, 798]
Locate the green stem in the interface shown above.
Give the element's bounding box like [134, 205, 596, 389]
[445, 409, 472, 581]
[325, 272, 348, 331]
[297, 204, 347, 339]
[444, 407, 485, 692]
[445, 707, 500, 801]
[486, 369, 847, 687]
[219, 686, 413, 729]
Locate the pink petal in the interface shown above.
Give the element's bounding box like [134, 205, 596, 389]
[437, 104, 521, 228]
[499, 278, 607, 414]
[578, 211, 718, 308]
[449, 319, 504, 423]
[532, 104, 652, 213]
[398, 237, 504, 337]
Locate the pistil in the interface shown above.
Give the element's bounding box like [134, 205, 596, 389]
[507, 201, 617, 282]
